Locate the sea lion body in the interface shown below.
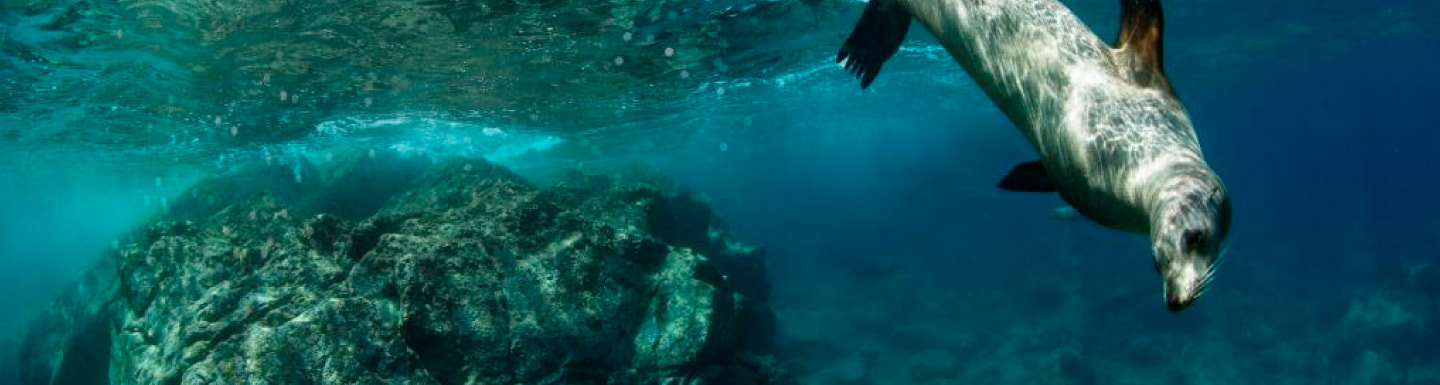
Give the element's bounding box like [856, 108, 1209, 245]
[838, 0, 1231, 311]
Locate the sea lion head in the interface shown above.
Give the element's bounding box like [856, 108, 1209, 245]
[1150, 171, 1231, 311]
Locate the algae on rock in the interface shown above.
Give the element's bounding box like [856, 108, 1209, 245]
[20, 150, 791, 385]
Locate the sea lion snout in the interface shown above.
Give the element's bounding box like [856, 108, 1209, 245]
[1151, 176, 1231, 311]
[1162, 260, 1205, 311]
[1166, 296, 1190, 312]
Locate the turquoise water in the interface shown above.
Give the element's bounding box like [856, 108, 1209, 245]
[3, 0, 1439, 383]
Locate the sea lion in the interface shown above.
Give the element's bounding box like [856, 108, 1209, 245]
[837, 0, 1231, 311]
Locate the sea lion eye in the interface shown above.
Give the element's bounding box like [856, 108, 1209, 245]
[1182, 230, 1205, 250]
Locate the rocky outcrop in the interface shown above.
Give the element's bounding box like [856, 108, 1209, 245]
[16, 254, 119, 385]
[19, 150, 790, 385]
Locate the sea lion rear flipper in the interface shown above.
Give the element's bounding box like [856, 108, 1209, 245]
[837, 0, 911, 89]
[997, 161, 1057, 193]
[1115, 0, 1174, 96]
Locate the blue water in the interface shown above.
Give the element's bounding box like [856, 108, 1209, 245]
[3, 0, 1439, 383]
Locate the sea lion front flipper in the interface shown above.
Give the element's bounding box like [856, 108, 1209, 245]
[1115, 0, 1174, 96]
[837, 0, 911, 89]
[997, 161, 1057, 193]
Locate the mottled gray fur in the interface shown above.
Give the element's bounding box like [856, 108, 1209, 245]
[842, 0, 1231, 310]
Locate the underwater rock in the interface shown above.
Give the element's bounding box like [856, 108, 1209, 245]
[16, 255, 119, 385]
[18, 151, 791, 385]
[1340, 274, 1440, 369]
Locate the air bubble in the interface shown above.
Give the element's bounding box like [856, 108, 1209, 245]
[623, 32, 633, 41]
[464, 164, 473, 172]
[719, 142, 729, 152]
[114, 30, 123, 39]
[664, 47, 674, 57]
[214, 116, 222, 126]
[290, 94, 299, 103]
[279, 90, 288, 101]
[680, 70, 690, 79]
[295, 173, 303, 184]
[155, 177, 163, 187]
[111, 239, 120, 250]
[369, 149, 377, 158]
[230, 126, 238, 137]
[263, 73, 271, 84]
[614, 56, 625, 65]
[364, 97, 373, 107]
[716, 87, 726, 96]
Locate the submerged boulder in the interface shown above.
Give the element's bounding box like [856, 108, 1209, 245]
[19, 151, 791, 385]
[16, 255, 119, 385]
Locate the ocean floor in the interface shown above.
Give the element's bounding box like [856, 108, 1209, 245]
[768, 242, 1440, 385]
